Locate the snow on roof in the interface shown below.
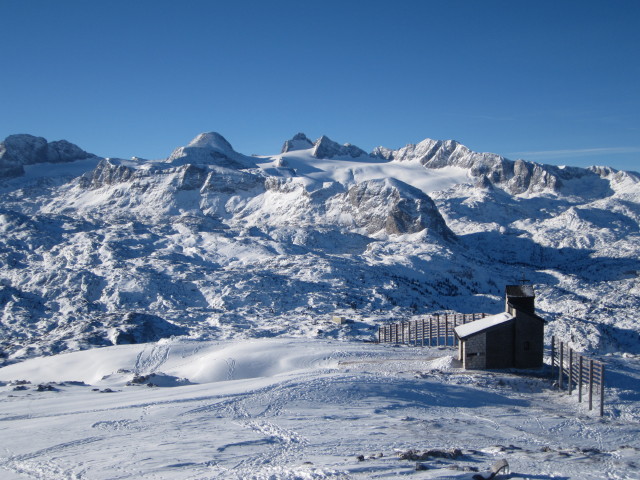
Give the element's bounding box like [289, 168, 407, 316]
[454, 312, 514, 339]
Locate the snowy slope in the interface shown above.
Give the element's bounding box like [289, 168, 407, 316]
[0, 132, 639, 366]
[1, 338, 639, 480]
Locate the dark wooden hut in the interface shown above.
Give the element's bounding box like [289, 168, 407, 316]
[454, 285, 545, 370]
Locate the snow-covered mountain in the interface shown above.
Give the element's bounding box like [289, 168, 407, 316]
[0, 132, 639, 363]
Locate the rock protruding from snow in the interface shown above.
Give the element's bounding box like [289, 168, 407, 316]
[167, 132, 256, 169]
[109, 313, 189, 345]
[337, 178, 455, 237]
[312, 135, 367, 159]
[80, 158, 139, 189]
[0, 134, 96, 178]
[281, 133, 314, 153]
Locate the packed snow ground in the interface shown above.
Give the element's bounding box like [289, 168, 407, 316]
[1, 338, 639, 479]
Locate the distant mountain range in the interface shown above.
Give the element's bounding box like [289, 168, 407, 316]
[1, 132, 638, 363]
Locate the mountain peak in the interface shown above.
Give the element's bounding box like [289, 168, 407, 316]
[281, 133, 314, 153]
[187, 132, 234, 153]
[167, 132, 256, 169]
[312, 135, 366, 159]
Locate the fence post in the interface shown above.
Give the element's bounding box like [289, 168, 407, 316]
[599, 363, 605, 417]
[445, 316, 449, 347]
[421, 319, 424, 347]
[578, 355, 583, 403]
[559, 342, 564, 389]
[413, 321, 417, 346]
[454, 316, 459, 347]
[568, 349, 573, 395]
[410, 321, 414, 346]
[551, 336, 555, 380]
[589, 359, 594, 411]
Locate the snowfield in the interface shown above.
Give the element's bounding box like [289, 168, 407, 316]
[1, 338, 639, 479]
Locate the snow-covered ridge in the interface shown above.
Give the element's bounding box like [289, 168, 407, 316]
[371, 137, 640, 196]
[0, 131, 639, 365]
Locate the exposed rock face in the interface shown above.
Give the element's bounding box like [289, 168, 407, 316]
[109, 313, 189, 345]
[312, 135, 367, 159]
[281, 133, 314, 153]
[81, 154, 264, 195]
[0, 134, 95, 178]
[80, 159, 139, 188]
[200, 167, 264, 193]
[338, 178, 455, 238]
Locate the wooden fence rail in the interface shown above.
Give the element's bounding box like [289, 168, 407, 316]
[551, 336, 605, 416]
[377, 313, 487, 348]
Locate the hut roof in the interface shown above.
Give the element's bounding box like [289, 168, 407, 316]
[454, 312, 514, 340]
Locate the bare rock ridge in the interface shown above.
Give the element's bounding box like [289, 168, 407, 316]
[371, 138, 640, 195]
[0, 134, 96, 178]
[312, 135, 367, 159]
[281, 133, 314, 153]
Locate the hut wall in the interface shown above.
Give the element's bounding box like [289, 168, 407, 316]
[514, 311, 544, 368]
[485, 323, 516, 369]
[506, 297, 535, 315]
[462, 332, 486, 369]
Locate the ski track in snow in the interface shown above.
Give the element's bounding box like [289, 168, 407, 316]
[134, 343, 172, 375]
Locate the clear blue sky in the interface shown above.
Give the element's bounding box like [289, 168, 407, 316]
[1, 0, 639, 170]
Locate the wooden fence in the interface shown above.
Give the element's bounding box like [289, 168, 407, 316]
[377, 313, 487, 348]
[551, 336, 605, 416]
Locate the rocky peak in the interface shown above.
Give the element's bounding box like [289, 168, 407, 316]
[312, 135, 367, 159]
[0, 134, 96, 178]
[281, 133, 314, 153]
[187, 132, 235, 153]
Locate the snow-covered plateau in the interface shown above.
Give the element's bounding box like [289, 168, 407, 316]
[0, 132, 639, 479]
[1, 338, 640, 479]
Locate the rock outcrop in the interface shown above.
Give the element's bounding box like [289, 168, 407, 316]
[336, 178, 455, 238]
[312, 135, 367, 159]
[0, 134, 96, 178]
[281, 133, 314, 153]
